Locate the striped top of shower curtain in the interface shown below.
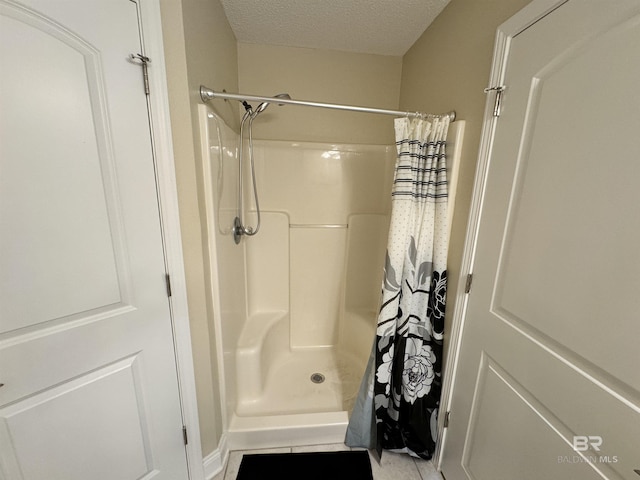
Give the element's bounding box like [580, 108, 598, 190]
[392, 116, 449, 202]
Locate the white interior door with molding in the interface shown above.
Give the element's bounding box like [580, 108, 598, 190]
[440, 1, 640, 479]
[0, 0, 190, 478]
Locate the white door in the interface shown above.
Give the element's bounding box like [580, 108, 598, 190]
[0, 1, 190, 479]
[441, 1, 640, 479]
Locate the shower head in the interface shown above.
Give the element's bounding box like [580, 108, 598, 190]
[253, 93, 291, 116]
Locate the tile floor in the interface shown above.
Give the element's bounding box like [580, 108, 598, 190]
[213, 443, 443, 480]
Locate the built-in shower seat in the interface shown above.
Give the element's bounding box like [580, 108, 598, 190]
[235, 311, 289, 405]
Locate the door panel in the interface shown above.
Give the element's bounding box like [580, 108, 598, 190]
[496, 8, 640, 391]
[0, 356, 152, 480]
[1, 3, 126, 332]
[442, 1, 640, 479]
[462, 354, 604, 480]
[0, 1, 189, 478]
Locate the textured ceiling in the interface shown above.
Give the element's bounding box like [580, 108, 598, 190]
[220, 0, 451, 56]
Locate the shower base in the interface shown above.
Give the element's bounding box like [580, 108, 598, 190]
[236, 346, 363, 417]
[228, 311, 373, 450]
[230, 346, 365, 450]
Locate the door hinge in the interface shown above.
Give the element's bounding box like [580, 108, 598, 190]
[464, 273, 473, 294]
[182, 426, 188, 445]
[443, 411, 451, 428]
[165, 274, 172, 298]
[484, 85, 506, 117]
[129, 53, 151, 95]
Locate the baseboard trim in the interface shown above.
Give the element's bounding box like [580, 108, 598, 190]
[203, 433, 229, 480]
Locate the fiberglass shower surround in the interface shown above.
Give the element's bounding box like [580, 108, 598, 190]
[200, 85, 456, 243]
[199, 90, 460, 451]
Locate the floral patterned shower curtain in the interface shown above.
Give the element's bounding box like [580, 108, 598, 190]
[346, 115, 450, 459]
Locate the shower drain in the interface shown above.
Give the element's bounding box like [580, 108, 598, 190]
[310, 373, 325, 384]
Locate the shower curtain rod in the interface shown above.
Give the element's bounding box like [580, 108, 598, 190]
[200, 86, 456, 122]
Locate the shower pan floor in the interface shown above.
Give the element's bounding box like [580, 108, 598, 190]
[236, 346, 366, 417]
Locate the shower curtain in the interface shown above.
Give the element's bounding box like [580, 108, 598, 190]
[346, 115, 450, 460]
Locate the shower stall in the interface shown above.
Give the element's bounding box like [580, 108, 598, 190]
[198, 96, 464, 450]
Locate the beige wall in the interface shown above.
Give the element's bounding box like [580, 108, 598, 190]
[400, 0, 532, 359]
[181, 0, 240, 131]
[237, 43, 402, 145]
[160, 0, 239, 457]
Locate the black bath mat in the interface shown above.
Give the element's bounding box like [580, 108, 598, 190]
[236, 450, 373, 480]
